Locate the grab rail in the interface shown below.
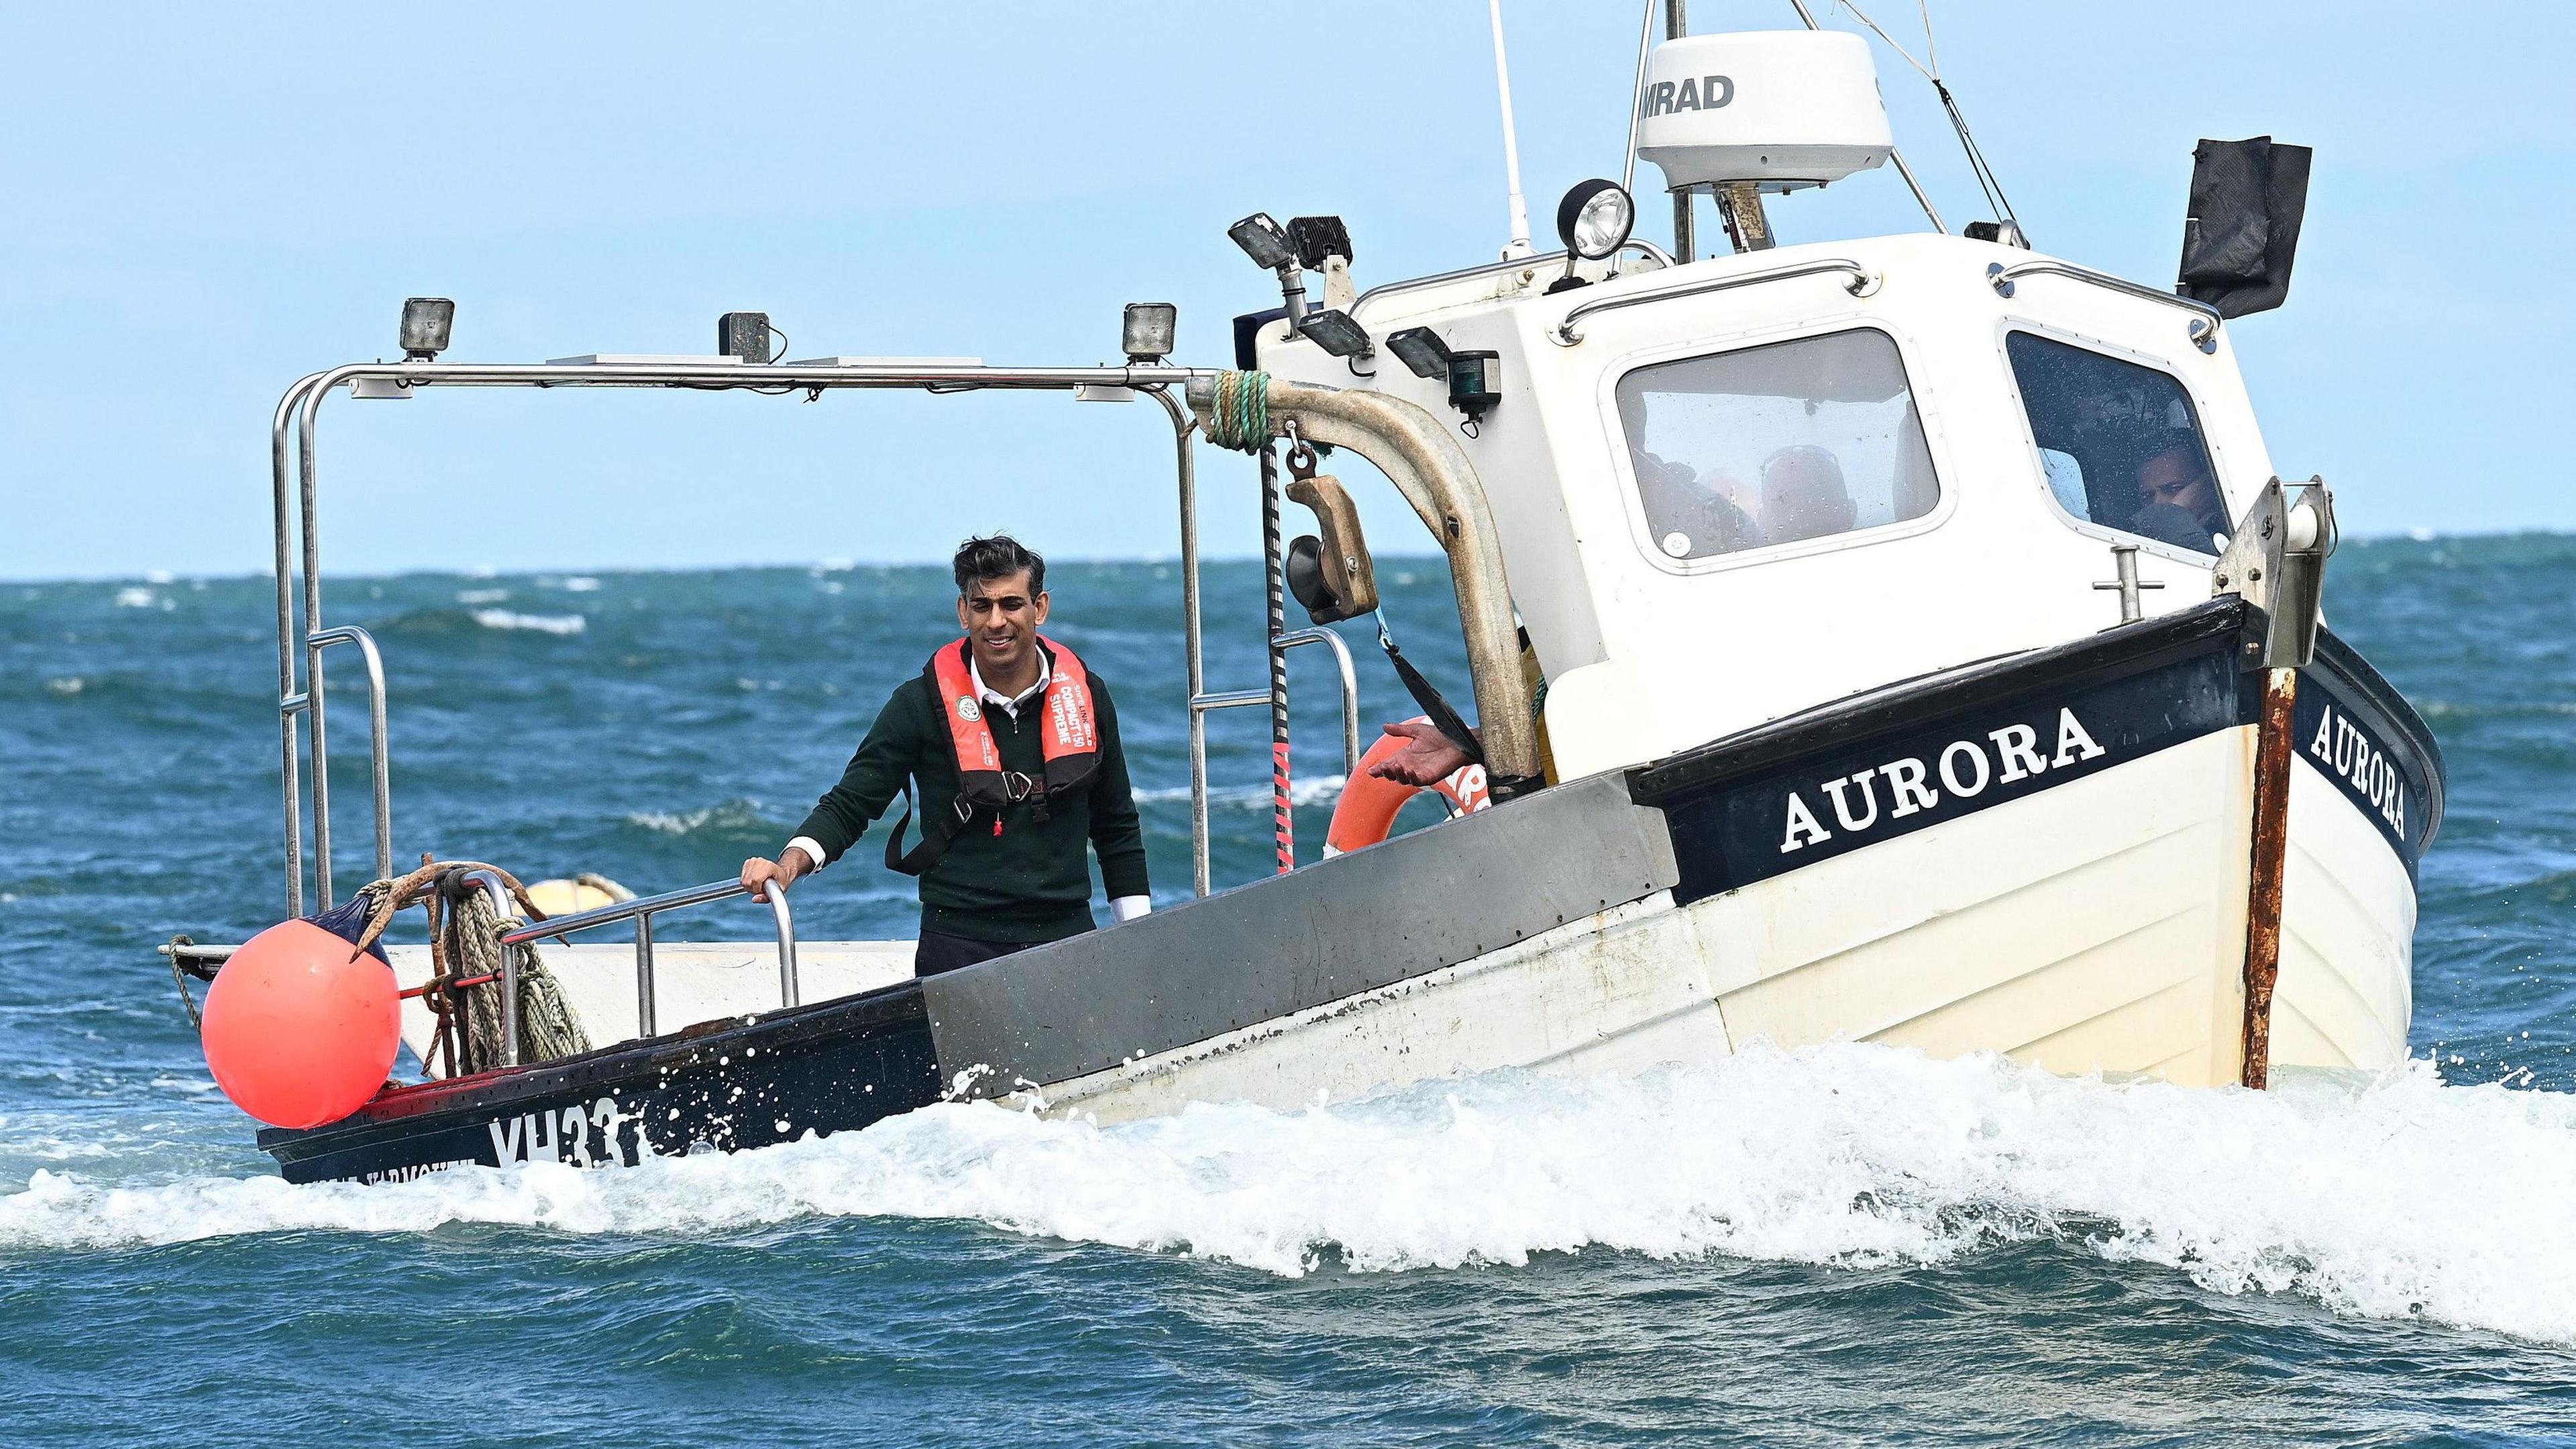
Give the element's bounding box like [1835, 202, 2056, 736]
[1184, 625, 1363, 895]
[499, 877, 800, 1047]
[1275, 627, 1362, 781]
[282, 624, 392, 898]
[1549, 258, 1879, 345]
[1986, 260, 2223, 354]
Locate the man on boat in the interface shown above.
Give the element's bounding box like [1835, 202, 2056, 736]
[2129, 444, 2228, 553]
[739, 536, 1150, 976]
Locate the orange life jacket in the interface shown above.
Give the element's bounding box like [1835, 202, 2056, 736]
[887, 637, 1100, 875]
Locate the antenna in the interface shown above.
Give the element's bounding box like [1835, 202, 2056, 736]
[1487, 0, 1533, 259]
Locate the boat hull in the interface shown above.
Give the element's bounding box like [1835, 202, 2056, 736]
[258, 598, 2442, 1183]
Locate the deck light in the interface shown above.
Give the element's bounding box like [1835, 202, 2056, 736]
[1385, 327, 1456, 380]
[1227, 213, 1297, 271]
[1122, 302, 1177, 362]
[1286, 215, 1353, 270]
[399, 298, 454, 360]
[1557, 180, 1634, 260]
[1297, 308, 1373, 360]
[718, 311, 773, 364]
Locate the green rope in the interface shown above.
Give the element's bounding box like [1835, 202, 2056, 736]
[1207, 369, 1271, 452]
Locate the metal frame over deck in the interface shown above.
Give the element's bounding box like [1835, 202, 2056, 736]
[266, 355, 1374, 922]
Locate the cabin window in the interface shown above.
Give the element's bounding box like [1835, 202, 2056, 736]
[1613, 328, 1940, 563]
[2006, 331, 2225, 555]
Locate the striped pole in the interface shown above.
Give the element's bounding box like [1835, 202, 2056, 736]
[1260, 444, 1294, 873]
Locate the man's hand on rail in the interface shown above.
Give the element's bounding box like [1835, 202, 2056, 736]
[740, 845, 814, 902]
[1368, 720, 1475, 788]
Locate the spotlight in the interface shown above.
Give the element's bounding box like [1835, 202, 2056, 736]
[1286, 215, 1353, 269]
[1556, 180, 1635, 261]
[399, 298, 454, 361]
[1122, 302, 1177, 363]
[1385, 327, 1455, 380]
[1297, 308, 1373, 360]
[1226, 213, 1297, 271]
[718, 311, 773, 364]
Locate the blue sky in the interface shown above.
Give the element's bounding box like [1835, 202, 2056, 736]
[4, 1, 2570, 580]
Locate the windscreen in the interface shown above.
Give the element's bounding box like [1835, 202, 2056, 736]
[1613, 328, 1939, 564]
[2006, 331, 2226, 556]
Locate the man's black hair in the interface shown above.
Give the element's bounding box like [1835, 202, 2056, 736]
[953, 535, 1044, 598]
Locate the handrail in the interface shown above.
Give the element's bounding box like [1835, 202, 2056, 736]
[284, 625, 392, 892]
[1180, 632, 1360, 893]
[1987, 260, 2222, 354]
[499, 877, 800, 1047]
[1352, 239, 1677, 319]
[1275, 627, 1361, 781]
[1548, 258, 1880, 345]
[274, 360, 1216, 919]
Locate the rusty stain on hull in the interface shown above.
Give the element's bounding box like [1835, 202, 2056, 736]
[2240, 665, 2298, 1088]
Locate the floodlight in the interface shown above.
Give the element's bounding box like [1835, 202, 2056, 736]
[1385, 327, 1455, 380]
[1286, 215, 1353, 268]
[1556, 180, 1635, 260]
[718, 311, 773, 364]
[1227, 213, 1297, 270]
[1122, 302, 1177, 362]
[1297, 308, 1373, 360]
[399, 298, 454, 361]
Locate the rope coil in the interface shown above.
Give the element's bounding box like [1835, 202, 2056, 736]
[1205, 370, 1273, 452]
[350, 859, 592, 1076]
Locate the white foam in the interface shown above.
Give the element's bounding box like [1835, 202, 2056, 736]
[455, 588, 509, 604]
[12, 1047, 2576, 1342]
[471, 608, 586, 636]
[1136, 773, 1348, 809]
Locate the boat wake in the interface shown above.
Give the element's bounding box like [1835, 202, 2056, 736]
[9, 1044, 2576, 1342]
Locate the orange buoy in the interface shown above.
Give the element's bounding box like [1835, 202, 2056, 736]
[201, 918, 400, 1129]
[1324, 716, 1491, 856]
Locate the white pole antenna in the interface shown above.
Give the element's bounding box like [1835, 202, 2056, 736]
[1488, 0, 1534, 259]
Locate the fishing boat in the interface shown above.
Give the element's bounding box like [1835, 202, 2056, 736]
[167, 7, 2440, 1185]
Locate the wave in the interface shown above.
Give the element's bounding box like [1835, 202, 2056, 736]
[1136, 773, 1348, 809]
[471, 608, 586, 636]
[623, 798, 773, 837]
[10, 1046, 2576, 1342]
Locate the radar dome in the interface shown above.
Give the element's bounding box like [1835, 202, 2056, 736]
[1635, 31, 1892, 193]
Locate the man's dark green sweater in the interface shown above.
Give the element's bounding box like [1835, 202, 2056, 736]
[790, 657, 1149, 943]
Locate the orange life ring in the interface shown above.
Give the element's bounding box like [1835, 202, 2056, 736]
[1324, 716, 1491, 856]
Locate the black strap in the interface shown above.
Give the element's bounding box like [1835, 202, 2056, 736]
[1379, 637, 1485, 767]
[883, 783, 979, 877]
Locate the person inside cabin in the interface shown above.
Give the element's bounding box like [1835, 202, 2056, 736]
[739, 535, 1150, 977]
[1754, 445, 1858, 548]
[1637, 449, 1760, 557]
[2127, 443, 2229, 553]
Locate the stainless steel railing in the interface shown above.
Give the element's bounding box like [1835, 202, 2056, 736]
[1548, 257, 1880, 345]
[498, 877, 800, 1057]
[281, 623, 392, 902]
[1987, 259, 2224, 354]
[1184, 626, 1362, 897]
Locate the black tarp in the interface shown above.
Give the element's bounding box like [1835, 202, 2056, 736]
[2178, 136, 2312, 319]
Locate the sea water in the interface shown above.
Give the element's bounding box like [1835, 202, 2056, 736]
[4, 542, 2575, 1444]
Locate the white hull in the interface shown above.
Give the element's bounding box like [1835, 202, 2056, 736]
[1028, 731, 2413, 1121]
